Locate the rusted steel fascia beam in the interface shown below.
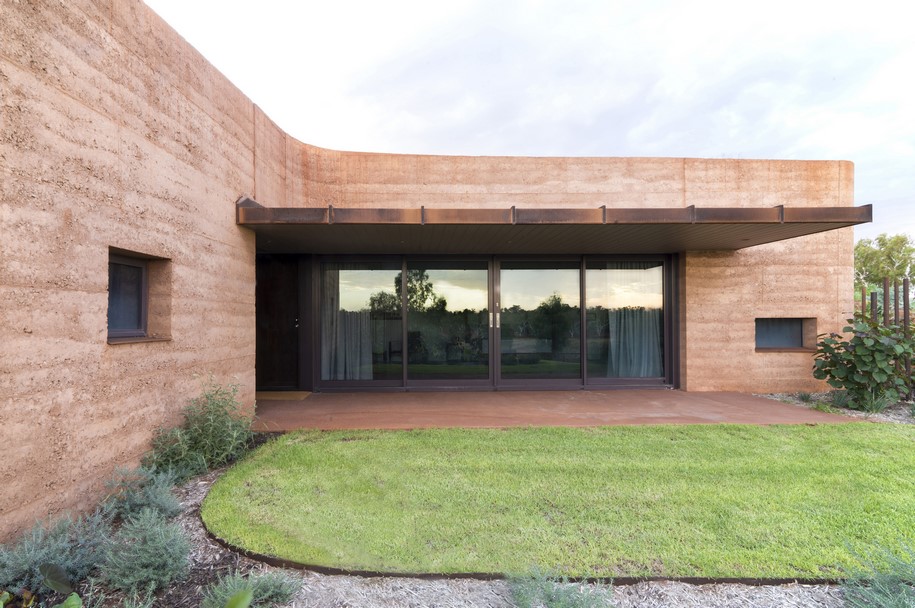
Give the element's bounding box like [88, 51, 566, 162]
[422, 207, 513, 224]
[782, 204, 872, 223]
[236, 203, 873, 227]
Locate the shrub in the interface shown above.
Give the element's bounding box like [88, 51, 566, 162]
[201, 571, 298, 608]
[102, 466, 182, 521]
[119, 589, 155, 608]
[812, 315, 915, 411]
[843, 545, 915, 608]
[797, 391, 813, 403]
[0, 510, 109, 595]
[859, 391, 898, 415]
[831, 390, 853, 409]
[76, 578, 109, 608]
[100, 508, 189, 594]
[144, 381, 254, 480]
[509, 568, 613, 608]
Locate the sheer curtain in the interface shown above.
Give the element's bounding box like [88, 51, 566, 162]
[321, 264, 373, 380]
[602, 262, 664, 378]
[607, 306, 663, 377]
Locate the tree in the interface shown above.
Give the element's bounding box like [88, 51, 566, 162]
[368, 270, 447, 316]
[854, 233, 915, 291]
[400, 269, 447, 312]
[368, 290, 399, 316]
[532, 293, 575, 355]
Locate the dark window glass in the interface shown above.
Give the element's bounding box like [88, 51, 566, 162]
[406, 261, 489, 381]
[499, 261, 581, 380]
[755, 318, 803, 348]
[586, 261, 664, 378]
[108, 258, 146, 337]
[320, 261, 402, 381]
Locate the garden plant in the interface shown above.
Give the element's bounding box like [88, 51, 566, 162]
[813, 314, 915, 412]
[0, 380, 270, 608]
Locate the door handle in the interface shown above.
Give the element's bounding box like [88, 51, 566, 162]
[496, 312, 500, 329]
[489, 312, 493, 328]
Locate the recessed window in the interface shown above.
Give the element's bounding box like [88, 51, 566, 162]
[108, 255, 148, 338]
[108, 248, 171, 343]
[755, 318, 815, 350]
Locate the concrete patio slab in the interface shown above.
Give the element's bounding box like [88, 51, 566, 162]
[252, 390, 856, 432]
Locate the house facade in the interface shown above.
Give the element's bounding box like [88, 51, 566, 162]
[0, 0, 869, 539]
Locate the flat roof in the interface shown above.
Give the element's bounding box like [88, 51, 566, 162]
[237, 198, 871, 254]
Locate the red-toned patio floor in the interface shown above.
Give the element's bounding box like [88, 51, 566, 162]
[252, 390, 855, 432]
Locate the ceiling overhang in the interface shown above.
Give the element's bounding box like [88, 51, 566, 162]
[236, 198, 872, 255]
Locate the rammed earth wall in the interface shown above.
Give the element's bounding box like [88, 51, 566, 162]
[0, 1, 263, 540]
[0, 0, 855, 540]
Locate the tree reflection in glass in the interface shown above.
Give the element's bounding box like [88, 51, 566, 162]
[405, 263, 489, 381]
[500, 262, 581, 379]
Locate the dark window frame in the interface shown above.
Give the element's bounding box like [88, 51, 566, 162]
[755, 317, 808, 350]
[312, 254, 678, 391]
[108, 254, 149, 339]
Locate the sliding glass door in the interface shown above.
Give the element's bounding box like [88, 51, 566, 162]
[497, 261, 581, 383]
[320, 261, 403, 385]
[406, 261, 490, 384]
[585, 260, 665, 383]
[317, 256, 671, 389]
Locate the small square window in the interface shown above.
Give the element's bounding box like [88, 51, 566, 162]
[107, 249, 170, 343]
[108, 255, 148, 338]
[755, 317, 815, 350]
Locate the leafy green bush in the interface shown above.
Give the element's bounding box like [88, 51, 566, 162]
[144, 381, 254, 480]
[797, 391, 813, 403]
[100, 508, 189, 594]
[509, 568, 613, 608]
[0, 510, 109, 595]
[102, 467, 181, 521]
[813, 316, 915, 411]
[201, 571, 298, 608]
[843, 545, 915, 608]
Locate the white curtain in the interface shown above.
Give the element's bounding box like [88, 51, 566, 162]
[600, 262, 664, 378]
[607, 307, 663, 377]
[321, 264, 373, 380]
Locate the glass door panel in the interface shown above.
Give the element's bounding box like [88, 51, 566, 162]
[406, 262, 489, 381]
[320, 261, 402, 382]
[499, 261, 581, 380]
[585, 261, 664, 379]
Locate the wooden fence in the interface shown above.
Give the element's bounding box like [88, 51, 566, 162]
[859, 277, 912, 400]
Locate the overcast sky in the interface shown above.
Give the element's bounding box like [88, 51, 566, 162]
[144, 0, 914, 240]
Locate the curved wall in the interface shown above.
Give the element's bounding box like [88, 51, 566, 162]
[1, 0, 262, 540]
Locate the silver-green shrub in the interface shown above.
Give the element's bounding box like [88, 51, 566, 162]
[100, 508, 189, 593]
[201, 571, 298, 608]
[144, 381, 253, 480]
[0, 510, 109, 595]
[843, 545, 915, 608]
[509, 568, 614, 608]
[102, 466, 182, 521]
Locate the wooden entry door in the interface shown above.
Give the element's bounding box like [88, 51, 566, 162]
[255, 255, 299, 389]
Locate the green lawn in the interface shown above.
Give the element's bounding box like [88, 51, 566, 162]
[202, 423, 915, 578]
